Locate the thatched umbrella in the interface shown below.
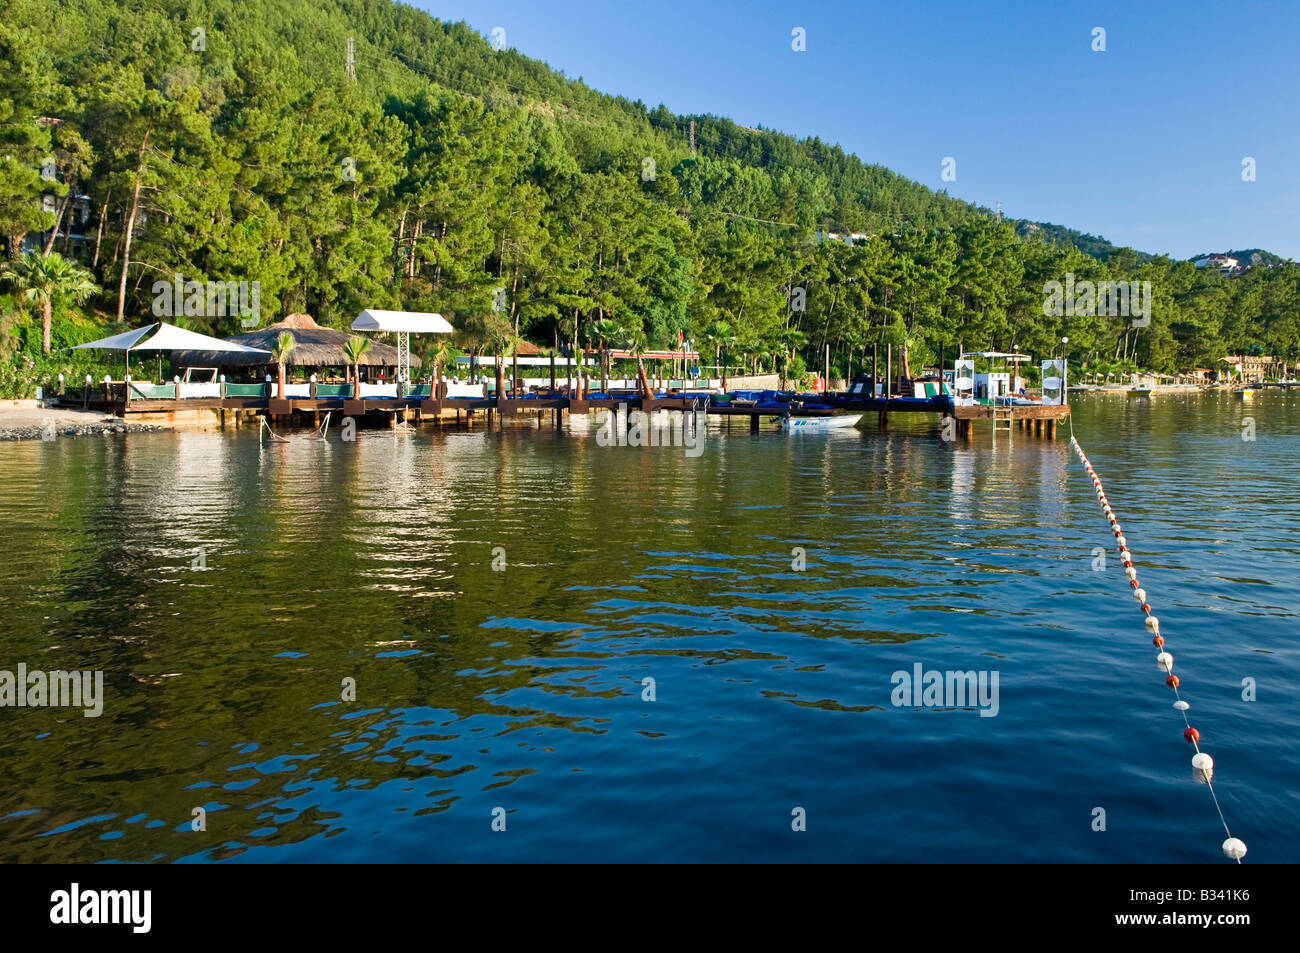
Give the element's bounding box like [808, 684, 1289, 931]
[169, 313, 417, 379]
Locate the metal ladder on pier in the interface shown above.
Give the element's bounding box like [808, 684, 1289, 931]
[991, 402, 1014, 444]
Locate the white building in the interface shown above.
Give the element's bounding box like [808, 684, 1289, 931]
[1192, 254, 1239, 274]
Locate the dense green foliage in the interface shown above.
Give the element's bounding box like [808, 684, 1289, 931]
[1, 0, 1296, 399]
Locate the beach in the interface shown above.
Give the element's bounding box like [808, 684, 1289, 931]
[0, 404, 167, 441]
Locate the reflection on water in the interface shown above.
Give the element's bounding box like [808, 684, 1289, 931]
[0, 392, 1297, 862]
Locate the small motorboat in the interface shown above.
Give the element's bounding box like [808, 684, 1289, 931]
[1234, 387, 1255, 399]
[1127, 386, 1154, 397]
[776, 412, 863, 432]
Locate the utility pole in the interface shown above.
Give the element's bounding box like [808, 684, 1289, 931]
[346, 37, 355, 83]
[689, 118, 695, 158]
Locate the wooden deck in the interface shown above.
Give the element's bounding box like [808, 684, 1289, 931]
[951, 403, 1072, 420]
[53, 390, 1071, 440]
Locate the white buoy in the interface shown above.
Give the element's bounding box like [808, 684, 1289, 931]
[1145, 616, 1160, 634]
[1174, 700, 1189, 711]
[1157, 651, 1174, 672]
[1222, 838, 1247, 861]
[1133, 588, 1147, 603]
[1116, 535, 1127, 547]
[1192, 752, 1214, 777]
[1124, 567, 1138, 580]
[1120, 549, 1132, 562]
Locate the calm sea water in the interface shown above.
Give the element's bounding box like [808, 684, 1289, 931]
[0, 393, 1296, 863]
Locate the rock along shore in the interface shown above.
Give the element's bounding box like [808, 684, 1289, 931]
[0, 406, 170, 441]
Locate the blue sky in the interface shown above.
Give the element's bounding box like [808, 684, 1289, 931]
[415, 0, 1300, 260]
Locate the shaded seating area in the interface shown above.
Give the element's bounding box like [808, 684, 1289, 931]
[170, 312, 416, 390]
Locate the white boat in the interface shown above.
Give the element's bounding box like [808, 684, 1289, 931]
[1127, 386, 1154, 397]
[776, 413, 863, 432]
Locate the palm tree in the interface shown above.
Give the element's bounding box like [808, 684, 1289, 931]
[592, 318, 621, 392]
[483, 319, 515, 400]
[342, 335, 372, 397]
[778, 328, 808, 391]
[622, 327, 653, 398]
[458, 311, 514, 399]
[701, 320, 733, 392]
[271, 331, 294, 400]
[558, 310, 584, 398]
[428, 338, 459, 397]
[1, 251, 98, 355]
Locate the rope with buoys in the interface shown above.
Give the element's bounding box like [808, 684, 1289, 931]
[1069, 434, 1247, 863]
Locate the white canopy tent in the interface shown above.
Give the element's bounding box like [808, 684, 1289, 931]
[70, 325, 157, 352]
[351, 310, 454, 384]
[72, 321, 270, 380]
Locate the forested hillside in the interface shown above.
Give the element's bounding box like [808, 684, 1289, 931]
[2, 0, 1297, 396]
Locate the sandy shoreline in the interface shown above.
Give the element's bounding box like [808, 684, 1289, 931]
[0, 406, 168, 441]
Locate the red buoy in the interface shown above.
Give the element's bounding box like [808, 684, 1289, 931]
[1166, 674, 1178, 687]
[1184, 727, 1200, 744]
[1140, 603, 1151, 612]
[1153, 635, 1164, 647]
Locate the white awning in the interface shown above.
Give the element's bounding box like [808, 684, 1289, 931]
[71, 325, 158, 351]
[72, 322, 270, 354]
[132, 322, 270, 353]
[961, 351, 1032, 362]
[352, 310, 454, 334]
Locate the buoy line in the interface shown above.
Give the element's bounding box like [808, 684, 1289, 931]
[1068, 433, 1247, 862]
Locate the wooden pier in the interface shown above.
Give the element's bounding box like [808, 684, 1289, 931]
[950, 402, 1071, 440]
[58, 388, 1071, 440]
